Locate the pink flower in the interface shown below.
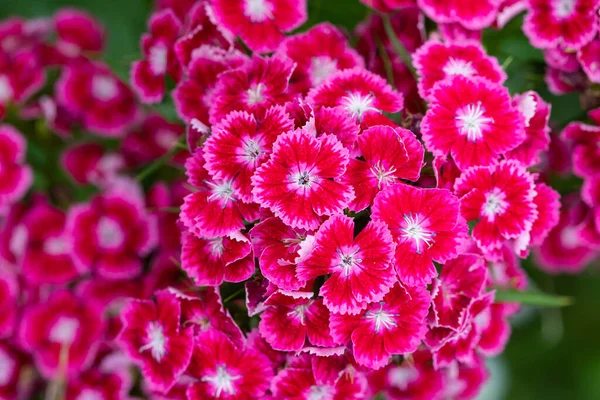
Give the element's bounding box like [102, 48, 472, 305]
[544, 47, 580, 71]
[372, 183, 468, 286]
[329, 283, 430, 369]
[529, 182, 561, 247]
[0, 267, 17, 338]
[131, 9, 182, 103]
[0, 50, 46, 119]
[252, 129, 354, 230]
[54, 8, 104, 57]
[55, 61, 138, 137]
[18, 290, 104, 378]
[421, 76, 525, 170]
[578, 38, 600, 82]
[180, 150, 259, 238]
[413, 39, 506, 101]
[118, 290, 193, 393]
[180, 230, 254, 286]
[65, 369, 125, 400]
[276, 23, 364, 92]
[61, 142, 124, 186]
[562, 121, 600, 177]
[250, 216, 312, 291]
[122, 114, 185, 167]
[307, 68, 404, 121]
[259, 291, 335, 352]
[0, 342, 30, 400]
[417, 0, 501, 30]
[297, 215, 396, 314]
[209, 55, 294, 125]
[173, 46, 247, 124]
[454, 160, 538, 252]
[19, 200, 79, 285]
[505, 91, 551, 167]
[342, 125, 424, 212]
[0, 125, 32, 213]
[211, 0, 307, 53]
[67, 190, 157, 280]
[204, 107, 294, 202]
[430, 254, 487, 330]
[272, 354, 367, 399]
[523, 0, 599, 50]
[186, 330, 273, 399]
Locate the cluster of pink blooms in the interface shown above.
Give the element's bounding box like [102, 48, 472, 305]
[0, 0, 597, 399]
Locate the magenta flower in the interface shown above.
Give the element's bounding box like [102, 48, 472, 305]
[209, 55, 294, 124]
[417, 0, 500, 30]
[186, 330, 273, 399]
[118, 290, 193, 394]
[562, 121, 600, 177]
[212, 0, 307, 53]
[342, 125, 424, 212]
[65, 369, 125, 400]
[204, 106, 294, 203]
[180, 230, 254, 287]
[0, 125, 32, 214]
[18, 290, 104, 378]
[454, 160, 538, 252]
[131, 9, 182, 103]
[252, 129, 354, 230]
[523, 0, 599, 50]
[0, 267, 17, 338]
[372, 183, 468, 286]
[329, 283, 430, 369]
[250, 216, 312, 291]
[276, 22, 364, 92]
[54, 8, 104, 57]
[307, 68, 404, 121]
[61, 142, 124, 185]
[297, 215, 397, 314]
[259, 290, 335, 352]
[421, 76, 525, 170]
[55, 61, 138, 137]
[67, 189, 157, 280]
[413, 39, 506, 101]
[180, 150, 259, 238]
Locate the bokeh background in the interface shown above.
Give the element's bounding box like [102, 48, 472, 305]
[1, 0, 598, 398]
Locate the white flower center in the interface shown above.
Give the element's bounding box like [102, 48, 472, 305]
[0, 75, 13, 103]
[242, 138, 263, 165]
[365, 304, 398, 333]
[400, 213, 435, 254]
[287, 304, 309, 325]
[44, 236, 69, 255]
[206, 180, 236, 207]
[209, 237, 225, 257]
[370, 161, 397, 190]
[455, 102, 494, 142]
[337, 247, 362, 277]
[0, 349, 15, 386]
[202, 364, 241, 398]
[443, 58, 475, 77]
[481, 187, 509, 221]
[290, 170, 316, 189]
[96, 217, 125, 249]
[9, 224, 28, 258]
[310, 56, 338, 87]
[149, 43, 168, 76]
[246, 83, 265, 106]
[308, 385, 334, 400]
[49, 316, 80, 344]
[139, 321, 167, 362]
[92, 75, 119, 101]
[553, 0, 576, 18]
[341, 92, 380, 120]
[75, 389, 104, 400]
[388, 366, 419, 390]
[560, 226, 580, 249]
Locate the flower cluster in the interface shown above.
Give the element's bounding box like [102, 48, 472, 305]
[0, 0, 596, 399]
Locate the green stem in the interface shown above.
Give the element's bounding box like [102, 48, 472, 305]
[381, 14, 418, 81]
[494, 289, 573, 307]
[223, 287, 245, 304]
[136, 140, 184, 181]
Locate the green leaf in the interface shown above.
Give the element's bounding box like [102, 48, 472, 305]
[494, 289, 573, 307]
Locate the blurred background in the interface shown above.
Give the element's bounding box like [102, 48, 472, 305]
[1, 0, 598, 399]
